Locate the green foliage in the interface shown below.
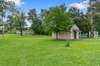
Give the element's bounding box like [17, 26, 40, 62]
[7, 15, 16, 32]
[68, 7, 80, 18]
[16, 11, 26, 36]
[8, 10, 26, 35]
[69, 7, 92, 33]
[92, 0, 100, 33]
[43, 4, 73, 33]
[0, 0, 16, 34]
[28, 9, 43, 34]
[0, 1, 99, 36]
[74, 14, 92, 33]
[65, 41, 70, 47]
[96, 1, 100, 12]
[93, 14, 100, 32]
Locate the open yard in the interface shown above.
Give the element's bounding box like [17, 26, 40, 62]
[0, 34, 100, 66]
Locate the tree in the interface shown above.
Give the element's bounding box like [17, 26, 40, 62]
[93, 14, 100, 33]
[28, 9, 42, 34]
[86, 0, 97, 37]
[93, 0, 100, 33]
[68, 7, 80, 18]
[15, 11, 26, 36]
[43, 4, 73, 39]
[74, 14, 92, 33]
[7, 15, 16, 32]
[8, 10, 26, 36]
[0, 0, 15, 34]
[0, 0, 6, 34]
[68, 7, 92, 37]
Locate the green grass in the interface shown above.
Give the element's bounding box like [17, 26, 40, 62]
[0, 34, 100, 66]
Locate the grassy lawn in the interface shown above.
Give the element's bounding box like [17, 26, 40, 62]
[0, 34, 100, 66]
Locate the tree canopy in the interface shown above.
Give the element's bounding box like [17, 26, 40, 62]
[43, 4, 73, 33]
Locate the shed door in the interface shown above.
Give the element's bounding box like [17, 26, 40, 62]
[74, 31, 77, 39]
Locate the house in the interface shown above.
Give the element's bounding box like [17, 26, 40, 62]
[52, 24, 80, 40]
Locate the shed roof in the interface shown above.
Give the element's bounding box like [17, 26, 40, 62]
[71, 24, 80, 31]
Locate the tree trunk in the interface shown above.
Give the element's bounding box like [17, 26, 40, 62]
[20, 28, 23, 36]
[87, 32, 90, 38]
[20, 22, 23, 36]
[2, 14, 4, 36]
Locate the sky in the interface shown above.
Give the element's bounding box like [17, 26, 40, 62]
[7, 0, 89, 13]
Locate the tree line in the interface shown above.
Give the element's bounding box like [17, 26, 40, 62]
[0, 0, 100, 37]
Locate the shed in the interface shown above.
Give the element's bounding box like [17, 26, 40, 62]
[52, 24, 80, 40]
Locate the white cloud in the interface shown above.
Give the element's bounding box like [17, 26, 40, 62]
[6, 0, 25, 6]
[69, 0, 89, 10]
